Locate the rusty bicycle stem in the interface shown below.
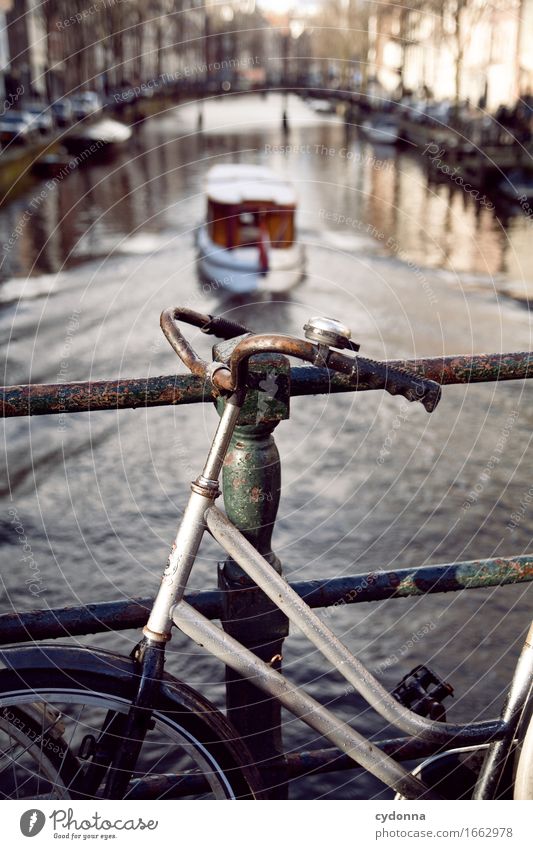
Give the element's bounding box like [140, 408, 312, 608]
[160, 307, 442, 412]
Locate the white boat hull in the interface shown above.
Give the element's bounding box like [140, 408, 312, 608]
[196, 226, 305, 295]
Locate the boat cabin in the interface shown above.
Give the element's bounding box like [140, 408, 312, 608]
[205, 165, 297, 252]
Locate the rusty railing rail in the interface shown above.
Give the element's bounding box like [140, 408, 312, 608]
[2, 351, 533, 418]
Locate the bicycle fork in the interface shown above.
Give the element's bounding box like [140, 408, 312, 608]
[101, 641, 165, 799]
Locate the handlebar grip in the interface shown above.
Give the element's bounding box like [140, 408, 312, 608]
[201, 314, 252, 340]
[327, 352, 441, 412]
[355, 356, 441, 412]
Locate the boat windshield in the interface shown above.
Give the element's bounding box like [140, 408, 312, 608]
[207, 201, 294, 249]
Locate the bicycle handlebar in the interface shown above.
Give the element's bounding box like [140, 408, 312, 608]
[160, 307, 442, 413]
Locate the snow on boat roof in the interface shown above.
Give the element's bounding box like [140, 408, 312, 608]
[69, 118, 132, 143]
[206, 164, 296, 206]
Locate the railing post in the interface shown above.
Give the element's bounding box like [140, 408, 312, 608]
[213, 339, 291, 798]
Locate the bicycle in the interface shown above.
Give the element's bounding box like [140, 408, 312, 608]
[0, 306, 532, 801]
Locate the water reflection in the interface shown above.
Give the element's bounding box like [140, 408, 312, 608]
[0, 94, 532, 299]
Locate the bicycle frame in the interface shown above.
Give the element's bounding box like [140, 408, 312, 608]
[139, 389, 533, 801]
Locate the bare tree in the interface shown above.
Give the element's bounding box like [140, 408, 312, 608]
[434, 0, 518, 104]
[310, 0, 370, 89]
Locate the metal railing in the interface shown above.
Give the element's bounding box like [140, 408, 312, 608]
[2, 348, 533, 792]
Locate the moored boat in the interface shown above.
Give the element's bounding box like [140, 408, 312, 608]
[498, 170, 533, 203]
[63, 118, 132, 157]
[309, 99, 337, 115]
[196, 164, 305, 295]
[360, 116, 400, 145]
[31, 148, 74, 178]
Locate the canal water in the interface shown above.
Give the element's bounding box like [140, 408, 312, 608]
[1, 93, 533, 799]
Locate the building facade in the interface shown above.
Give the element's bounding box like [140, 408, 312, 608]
[371, 0, 531, 110]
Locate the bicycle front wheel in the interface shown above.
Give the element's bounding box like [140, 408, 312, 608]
[0, 653, 261, 800]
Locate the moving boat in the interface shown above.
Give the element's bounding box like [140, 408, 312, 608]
[196, 164, 305, 295]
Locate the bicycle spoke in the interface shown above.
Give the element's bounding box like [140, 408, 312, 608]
[123, 746, 174, 799]
[11, 756, 18, 800]
[2, 728, 59, 798]
[0, 737, 36, 778]
[36, 712, 45, 799]
[0, 678, 256, 799]
[58, 703, 86, 793]
[0, 738, 24, 769]
[0, 739, 48, 800]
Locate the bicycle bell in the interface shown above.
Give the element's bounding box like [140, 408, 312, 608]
[303, 317, 360, 352]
